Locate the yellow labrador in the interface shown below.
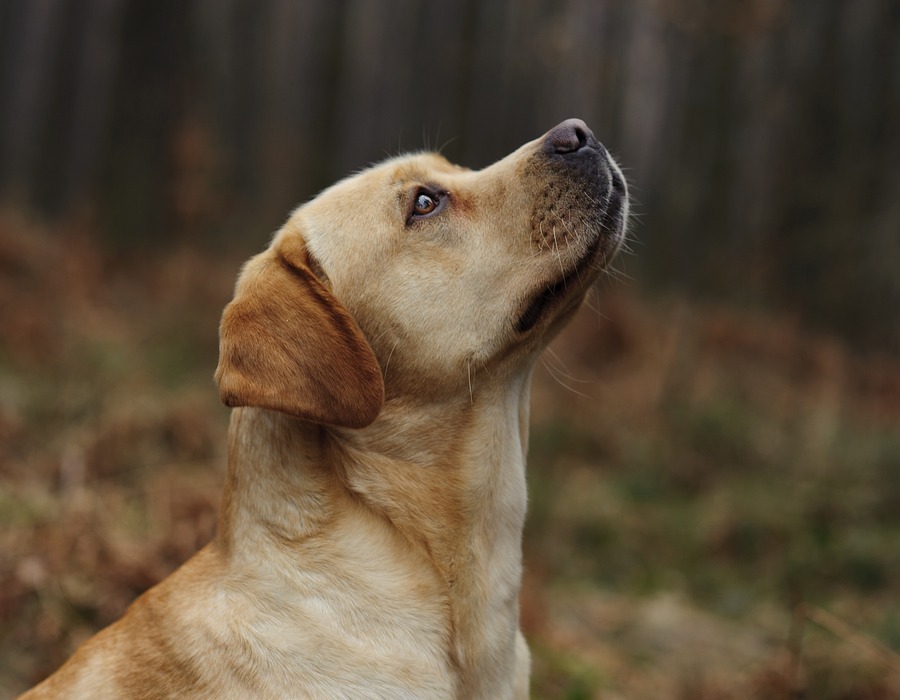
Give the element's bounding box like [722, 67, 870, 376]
[21, 119, 628, 699]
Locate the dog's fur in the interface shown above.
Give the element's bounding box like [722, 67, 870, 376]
[21, 119, 628, 699]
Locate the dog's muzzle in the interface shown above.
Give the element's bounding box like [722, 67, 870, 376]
[532, 118, 627, 253]
[517, 119, 628, 333]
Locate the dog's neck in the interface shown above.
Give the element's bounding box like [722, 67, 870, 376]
[339, 370, 533, 691]
[217, 368, 534, 695]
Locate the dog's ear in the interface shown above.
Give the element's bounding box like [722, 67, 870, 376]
[215, 232, 384, 428]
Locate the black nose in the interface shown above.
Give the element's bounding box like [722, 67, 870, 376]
[544, 118, 596, 154]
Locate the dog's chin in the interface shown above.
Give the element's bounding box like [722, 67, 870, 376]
[514, 231, 620, 335]
[515, 263, 590, 335]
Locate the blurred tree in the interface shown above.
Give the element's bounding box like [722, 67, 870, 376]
[0, 0, 897, 348]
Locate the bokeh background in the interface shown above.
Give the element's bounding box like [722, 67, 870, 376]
[1, 0, 899, 697]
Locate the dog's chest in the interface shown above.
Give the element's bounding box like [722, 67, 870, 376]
[219, 527, 458, 696]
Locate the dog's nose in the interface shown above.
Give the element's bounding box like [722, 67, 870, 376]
[544, 118, 596, 155]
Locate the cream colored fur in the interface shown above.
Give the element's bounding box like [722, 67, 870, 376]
[21, 119, 628, 699]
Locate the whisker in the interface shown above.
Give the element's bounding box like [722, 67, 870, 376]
[382, 337, 401, 383]
[540, 354, 592, 398]
[544, 347, 595, 386]
[550, 225, 566, 283]
[601, 264, 634, 283]
[437, 133, 459, 155]
[582, 290, 616, 324]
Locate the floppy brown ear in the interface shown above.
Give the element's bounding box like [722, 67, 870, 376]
[215, 232, 384, 428]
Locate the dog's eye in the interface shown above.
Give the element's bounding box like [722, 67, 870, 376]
[414, 193, 438, 215]
[408, 188, 447, 223]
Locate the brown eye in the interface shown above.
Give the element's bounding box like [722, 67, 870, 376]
[407, 188, 448, 224]
[414, 193, 437, 215]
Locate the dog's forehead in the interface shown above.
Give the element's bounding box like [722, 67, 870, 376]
[388, 152, 468, 177]
[305, 153, 468, 213]
[383, 152, 469, 183]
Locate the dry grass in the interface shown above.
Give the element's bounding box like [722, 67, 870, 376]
[1, 213, 898, 699]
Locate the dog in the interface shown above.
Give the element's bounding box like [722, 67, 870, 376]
[20, 118, 628, 699]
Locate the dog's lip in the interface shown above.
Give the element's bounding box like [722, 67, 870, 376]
[514, 233, 603, 334]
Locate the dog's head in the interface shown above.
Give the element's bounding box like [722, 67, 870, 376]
[216, 119, 629, 428]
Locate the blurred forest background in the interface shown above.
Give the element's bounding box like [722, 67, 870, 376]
[1, 0, 899, 698]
